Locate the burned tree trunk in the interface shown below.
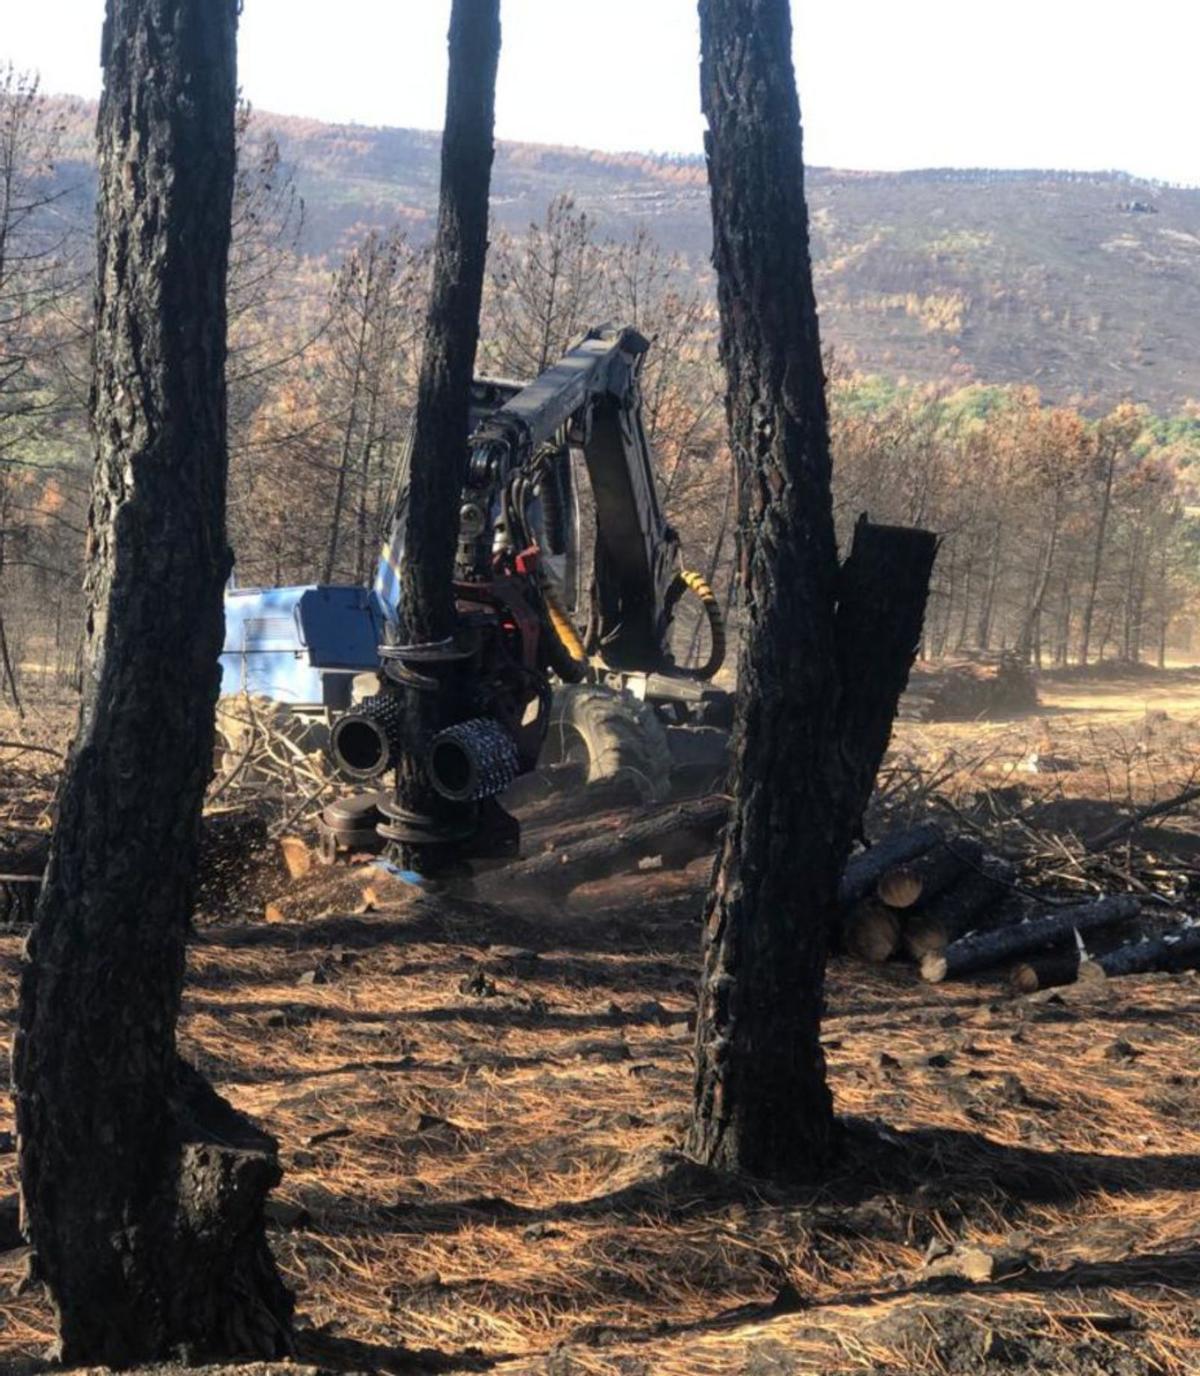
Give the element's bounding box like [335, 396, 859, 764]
[13, 2, 291, 1363]
[389, 0, 501, 869]
[687, 0, 843, 1179]
[688, 0, 935, 1180]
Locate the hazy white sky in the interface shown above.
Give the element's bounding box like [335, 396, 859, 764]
[5, 0, 1197, 185]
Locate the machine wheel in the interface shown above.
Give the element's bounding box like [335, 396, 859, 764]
[542, 684, 672, 802]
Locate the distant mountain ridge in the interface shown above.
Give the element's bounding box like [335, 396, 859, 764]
[49, 100, 1200, 411]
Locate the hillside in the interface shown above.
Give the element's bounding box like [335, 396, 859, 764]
[49, 101, 1200, 410]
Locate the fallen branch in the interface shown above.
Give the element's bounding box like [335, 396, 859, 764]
[0, 740, 64, 759]
[1083, 784, 1200, 853]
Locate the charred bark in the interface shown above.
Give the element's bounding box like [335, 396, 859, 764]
[834, 517, 938, 819]
[1096, 926, 1200, 978]
[902, 857, 1019, 960]
[12, 2, 291, 1363]
[1012, 927, 1200, 992]
[890, 835, 987, 911]
[688, 0, 934, 1180]
[390, 0, 501, 870]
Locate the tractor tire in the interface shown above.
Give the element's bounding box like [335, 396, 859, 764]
[542, 684, 672, 802]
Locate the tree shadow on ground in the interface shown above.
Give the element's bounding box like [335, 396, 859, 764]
[286, 1120, 1200, 1243]
[192, 901, 701, 964]
[528, 1242, 1200, 1358]
[294, 1325, 506, 1373]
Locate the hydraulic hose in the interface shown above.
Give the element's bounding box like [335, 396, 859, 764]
[666, 568, 726, 681]
[541, 584, 589, 683]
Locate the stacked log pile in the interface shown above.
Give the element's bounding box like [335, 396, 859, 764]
[838, 824, 1200, 989]
[901, 653, 1038, 722]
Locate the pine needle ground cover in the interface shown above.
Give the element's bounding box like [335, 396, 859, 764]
[0, 667, 1198, 1375]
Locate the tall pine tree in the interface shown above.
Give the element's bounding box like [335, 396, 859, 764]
[389, 0, 502, 869]
[689, 0, 936, 1180]
[14, 1, 291, 1360]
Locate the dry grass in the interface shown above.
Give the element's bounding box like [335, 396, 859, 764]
[0, 671, 1198, 1374]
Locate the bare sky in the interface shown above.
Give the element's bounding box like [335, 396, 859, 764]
[5, 0, 1197, 185]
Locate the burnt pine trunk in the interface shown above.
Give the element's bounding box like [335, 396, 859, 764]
[1079, 447, 1116, 665]
[1015, 481, 1063, 661]
[688, 0, 935, 1180]
[13, 2, 291, 1363]
[322, 282, 373, 583]
[391, 0, 500, 868]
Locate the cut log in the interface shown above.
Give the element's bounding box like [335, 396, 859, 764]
[521, 796, 658, 862]
[876, 867, 922, 910]
[921, 894, 1141, 983]
[843, 899, 901, 963]
[566, 854, 713, 913]
[1098, 926, 1200, 979]
[902, 856, 1018, 959]
[1009, 952, 1088, 994]
[511, 770, 641, 820]
[1012, 926, 1200, 991]
[898, 835, 987, 907]
[493, 794, 728, 896]
[838, 822, 943, 908]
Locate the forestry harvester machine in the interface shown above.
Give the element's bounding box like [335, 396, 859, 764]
[219, 325, 731, 865]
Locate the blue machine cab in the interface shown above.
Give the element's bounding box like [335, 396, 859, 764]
[220, 584, 384, 711]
